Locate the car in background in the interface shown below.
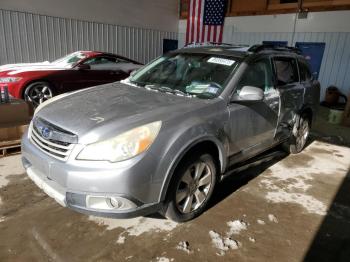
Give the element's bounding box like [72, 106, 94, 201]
[0, 51, 143, 106]
[22, 44, 320, 222]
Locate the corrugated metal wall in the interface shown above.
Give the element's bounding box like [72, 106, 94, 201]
[223, 31, 350, 99]
[0, 9, 178, 65]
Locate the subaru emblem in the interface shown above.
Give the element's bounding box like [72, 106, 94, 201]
[41, 127, 52, 139]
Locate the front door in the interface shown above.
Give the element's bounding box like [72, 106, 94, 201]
[228, 57, 280, 164]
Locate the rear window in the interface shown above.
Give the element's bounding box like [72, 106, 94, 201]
[273, 57, 299, 85]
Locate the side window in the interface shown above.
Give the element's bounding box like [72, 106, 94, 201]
[236, 58, 274, 94]
[273, 57, 299, 86]
[83, 57, 118, 70]
[298, 59, 312, 82]
[116, 57, 133, 64]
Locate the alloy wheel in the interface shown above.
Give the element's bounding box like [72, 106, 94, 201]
[296, 119, 309, 151]
[175, 161, 213, 214]
[25, 83, 53, 106]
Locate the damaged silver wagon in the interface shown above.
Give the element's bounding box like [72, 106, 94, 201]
[22, 44, 320, 222]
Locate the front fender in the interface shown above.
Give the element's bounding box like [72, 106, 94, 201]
[155, 119, 229, 202]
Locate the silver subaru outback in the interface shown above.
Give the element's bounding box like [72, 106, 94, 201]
[22, 44, 320, 222]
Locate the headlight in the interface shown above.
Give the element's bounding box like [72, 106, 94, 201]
[0, 77, 22, 83]
[77, 121, 162, 162]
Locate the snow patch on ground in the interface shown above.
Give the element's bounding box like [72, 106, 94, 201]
[0, 216, 5, 223]
[257, 219, 265, 225]
[227, 220, 248, 235]
[155, 257, 174, 262]
[209, 230, 239, 256]
[176, 241, 192, 254]
[268, 214, 278, 223]
[89, 216, 178, 237]
[260, 142, 350, 216]
[266, 191, 327, 215]
[116, 235, 126, 244]
[249, 236, 256, 243]
[209, 219, 247, 255]
[306, 141, 350, 172]
[260, 164, 312, 192]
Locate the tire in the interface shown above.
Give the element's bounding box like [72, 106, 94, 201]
[24, 81, 54, 107]
[283, 114, 310, 154]
[162, 153, 217, 222]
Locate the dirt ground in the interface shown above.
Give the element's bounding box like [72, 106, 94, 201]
[1, 108, 350, 262]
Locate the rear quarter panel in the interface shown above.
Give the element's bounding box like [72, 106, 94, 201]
[304, 80, 321, 114]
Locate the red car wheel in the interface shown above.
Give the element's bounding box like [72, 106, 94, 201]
[24, 81, 53, 106]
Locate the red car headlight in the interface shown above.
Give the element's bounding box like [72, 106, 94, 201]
[0, 77, 22, 83]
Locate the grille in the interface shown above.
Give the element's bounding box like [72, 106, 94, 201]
[30, 118, 76, 161]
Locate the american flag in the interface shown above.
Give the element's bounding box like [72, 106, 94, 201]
[186, 0, 226, 44]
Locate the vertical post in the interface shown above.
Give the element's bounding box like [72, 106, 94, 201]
[226, 0, 232, 16]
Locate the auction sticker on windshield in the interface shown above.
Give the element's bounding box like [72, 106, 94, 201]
[207, 57, 236, 66]
[186, 83, 220, 95]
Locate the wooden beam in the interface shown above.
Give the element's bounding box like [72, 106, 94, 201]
[179, 0, 350, 19]
[268, 3, 299, 10]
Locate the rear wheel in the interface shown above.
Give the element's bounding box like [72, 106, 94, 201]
[24, 81, 53, 107]
[162, 153, 217, 222]
[283, 114, 310, 154]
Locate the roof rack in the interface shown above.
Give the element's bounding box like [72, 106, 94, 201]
[184, 42, 248, 49]
[248, 44, 301, 54]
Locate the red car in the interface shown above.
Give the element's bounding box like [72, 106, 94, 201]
[0, 51, 142, 106]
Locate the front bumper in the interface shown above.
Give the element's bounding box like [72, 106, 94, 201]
[25, 164, 66, 207]
[21, 131, 164, 218]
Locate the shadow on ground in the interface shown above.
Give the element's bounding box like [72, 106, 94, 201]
[209, 147, 287, 210]
[304, 168, 350, 262]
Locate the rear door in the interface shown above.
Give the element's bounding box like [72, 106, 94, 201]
[272, 56, 304, 140]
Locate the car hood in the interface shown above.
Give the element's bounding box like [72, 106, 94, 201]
[35, 82, 208, 144]
[0, 62, 68, 76]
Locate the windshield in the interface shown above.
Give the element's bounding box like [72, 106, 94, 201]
[129, 53, 239, 99]
[52, 52, 88, 68]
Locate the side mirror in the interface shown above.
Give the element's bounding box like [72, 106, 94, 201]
[232, 86, 264, 102]
[77, 64, 90, 70]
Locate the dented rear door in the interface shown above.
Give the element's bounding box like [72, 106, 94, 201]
[273, 56, 304, 140]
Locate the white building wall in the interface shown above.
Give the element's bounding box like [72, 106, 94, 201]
[0, 0, 179, 32]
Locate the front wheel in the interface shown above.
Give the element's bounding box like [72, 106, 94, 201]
[162, 153, 217, 222]
[24, 81, 53, 107]
[283, 114, 310, 154]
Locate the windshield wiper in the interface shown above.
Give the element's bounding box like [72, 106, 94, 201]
[144, 85, 193, 97]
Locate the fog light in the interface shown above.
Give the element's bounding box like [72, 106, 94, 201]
[86, 195, 137, 211]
